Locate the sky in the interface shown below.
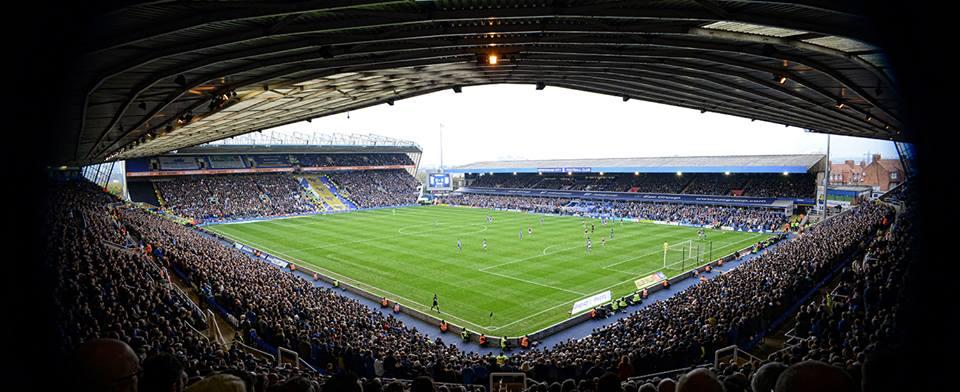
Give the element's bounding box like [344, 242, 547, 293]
[267, 84, 898, 169]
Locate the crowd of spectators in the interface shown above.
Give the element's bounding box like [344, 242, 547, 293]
[47, 181, 309, 391]
[158, 169, 420, 220]
[742, 174, 816, 198]
[469, 175, 630, 192]
[769, 191, 914, 383]
[119, 202, 505, 388]
[465, 173, 816, 198]
[467, 174, 542, 189]
[52, 177, 899, 391]
[681, 174, 748, 196]
[327, 170, 419, 208]
[295, 153, 414, 168]
[440, 194, 788, 231]
[157, 174, 317, 221]
[440, 194, 570, 214]
[506, 202, 890, 381]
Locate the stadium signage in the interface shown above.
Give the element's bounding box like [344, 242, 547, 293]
[126, 165, 414, 177]
[571, 290, 611, 315]
[634, 272, 668, 289]
[537, 167, 592, 173]
[264, 255, 289, 269]
[460, 187, 796, 208]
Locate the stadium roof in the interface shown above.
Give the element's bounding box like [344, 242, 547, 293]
[63, 1, 901, 165]
[167, 144, 423, 156]
[450, 153, 826, 173]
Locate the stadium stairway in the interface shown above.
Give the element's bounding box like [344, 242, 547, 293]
[107, 225, 238, 346]
[168, 270, 238, 344]
[295, 177, 330, 211]
[127, 181, 162, 207]
[318, 175, 359, 209]
[304, 176, 351, 211]
[155, 182, 167, 207]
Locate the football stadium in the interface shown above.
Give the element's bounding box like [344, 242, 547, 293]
[13, 1, 948, 392]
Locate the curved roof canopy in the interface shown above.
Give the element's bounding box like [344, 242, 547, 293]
[65, 0, 901, 165]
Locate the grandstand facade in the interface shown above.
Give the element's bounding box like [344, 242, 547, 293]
[125, 134, 422, 223]
[449, 154, 824, 214]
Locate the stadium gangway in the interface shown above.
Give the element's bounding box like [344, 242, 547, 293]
[766, 325, 808, 361]
[234, 340, 276, 363]
[168, 280, 207, 324]
[767, 341, 799, 362]
[206, 309, 227, 348]
[714, 345, 763, 368]
[769, 267, 857, 361]
[782, 327, 803, 346]
[828, 280, 851, 301]
[277, 346, 318, 373]
[159, 280, 212, 343]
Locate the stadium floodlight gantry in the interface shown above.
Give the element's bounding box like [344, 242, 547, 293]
[61, 0, 901, 166]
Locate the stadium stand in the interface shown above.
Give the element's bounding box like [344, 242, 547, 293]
[47, 182, 310, 389]
[326, 169, 420, 208]
[456, 155, 822, 200]
[465, 172, 816, 198]
[741, 174, 817, 199]
[152, 169, 419, 221]
[441, 194, 789, 232]
[48, 176, 904, 391]
[770, 188, 915, 370]
[508, 200, 892, 381]
[155, 174, 316, 221]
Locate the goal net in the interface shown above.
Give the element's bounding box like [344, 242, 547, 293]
[662, 239, 713, 271]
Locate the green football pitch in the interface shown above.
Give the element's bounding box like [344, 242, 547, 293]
[206, 205, 772, 337]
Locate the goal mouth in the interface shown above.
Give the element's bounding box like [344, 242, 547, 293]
[663, 239, 714, 271]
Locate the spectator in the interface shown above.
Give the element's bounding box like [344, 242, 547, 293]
[676, 368, 724, 392]
[657, 378, 675, 392]
[140, 353, 187, 392]
[71, 338, 141, 392]
[184, 374, 247, 392]
[750, 362, 786, 392]
[774, 361, 855, 392]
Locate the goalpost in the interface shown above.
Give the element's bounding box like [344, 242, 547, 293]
[662, 239, 713, 271]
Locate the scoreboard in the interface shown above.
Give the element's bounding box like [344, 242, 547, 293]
[427, 173, 452, 190]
